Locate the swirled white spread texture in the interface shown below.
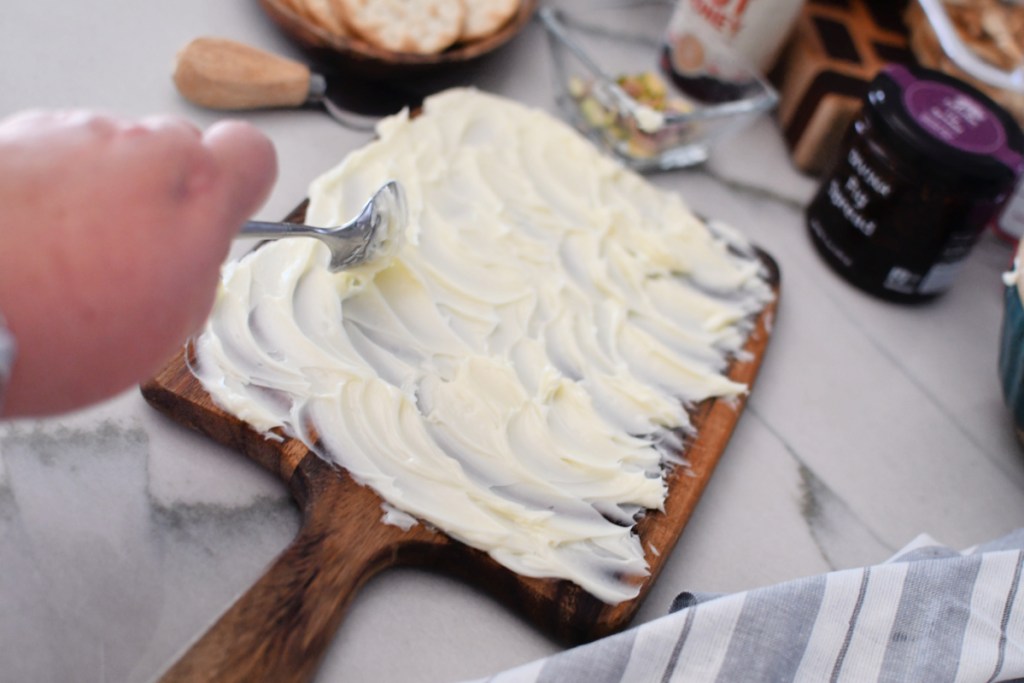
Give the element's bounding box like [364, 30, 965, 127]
[193, 89, 773, 603]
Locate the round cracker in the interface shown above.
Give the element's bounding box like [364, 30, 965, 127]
[459, 0, 519, 42]
[277, 0, 315, 22]
[299, 0, 350, 37]
[338, 0, 466, 54]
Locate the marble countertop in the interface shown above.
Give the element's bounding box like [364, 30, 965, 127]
[3, 1, 1023, 681]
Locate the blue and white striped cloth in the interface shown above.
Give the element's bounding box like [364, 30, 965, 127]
[469, 530, 1024, 682]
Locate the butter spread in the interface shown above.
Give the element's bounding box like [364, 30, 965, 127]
[193, 88, 773, 604]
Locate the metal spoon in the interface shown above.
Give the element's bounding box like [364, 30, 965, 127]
[240, 181, 407, 272]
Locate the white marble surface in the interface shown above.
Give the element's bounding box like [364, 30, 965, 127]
[2, 1, 1023, 682]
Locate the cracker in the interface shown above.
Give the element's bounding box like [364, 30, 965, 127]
[459, 0, 519, 42]
[298, 0, 350, 38]
[338, 0, 466, 54]
[277, 0, 315, 22]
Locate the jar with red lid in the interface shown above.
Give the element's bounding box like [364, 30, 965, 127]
[806, 63, 1024, 302]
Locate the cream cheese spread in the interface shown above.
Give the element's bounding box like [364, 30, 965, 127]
[193, 88, 774, 603]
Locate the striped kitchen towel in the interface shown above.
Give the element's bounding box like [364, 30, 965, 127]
[469, 530, 1024, 682]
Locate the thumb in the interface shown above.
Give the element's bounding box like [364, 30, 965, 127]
[202, 120, 278, 226]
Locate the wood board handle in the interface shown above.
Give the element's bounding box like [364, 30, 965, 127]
[158, 455, 433, 683]
[173, 37, 311, 110]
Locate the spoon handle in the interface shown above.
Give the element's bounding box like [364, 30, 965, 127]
[238, 221, 369, 272]
[173, 37, 312, 110]
[239, 220, 322, 241]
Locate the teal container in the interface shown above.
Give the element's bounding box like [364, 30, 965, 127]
[1000, 279, 1024, 442]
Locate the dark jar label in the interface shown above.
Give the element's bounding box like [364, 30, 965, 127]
[807, 118, 1003, 302]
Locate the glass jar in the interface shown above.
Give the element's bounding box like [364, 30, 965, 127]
[667, 0, 805, 74]
[806, 63, 1024, 302]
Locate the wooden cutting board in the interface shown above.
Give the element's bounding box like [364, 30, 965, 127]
[141, 207, 780, 683]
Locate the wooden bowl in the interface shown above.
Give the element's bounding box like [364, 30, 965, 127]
[258, 0, 539, 78]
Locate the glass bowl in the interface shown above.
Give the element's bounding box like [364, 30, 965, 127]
[539, 3, 779, 171]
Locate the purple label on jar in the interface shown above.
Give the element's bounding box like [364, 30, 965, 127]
[904, 81, 1006, 155]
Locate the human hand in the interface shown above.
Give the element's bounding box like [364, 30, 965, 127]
[0, 110, 277, 417]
